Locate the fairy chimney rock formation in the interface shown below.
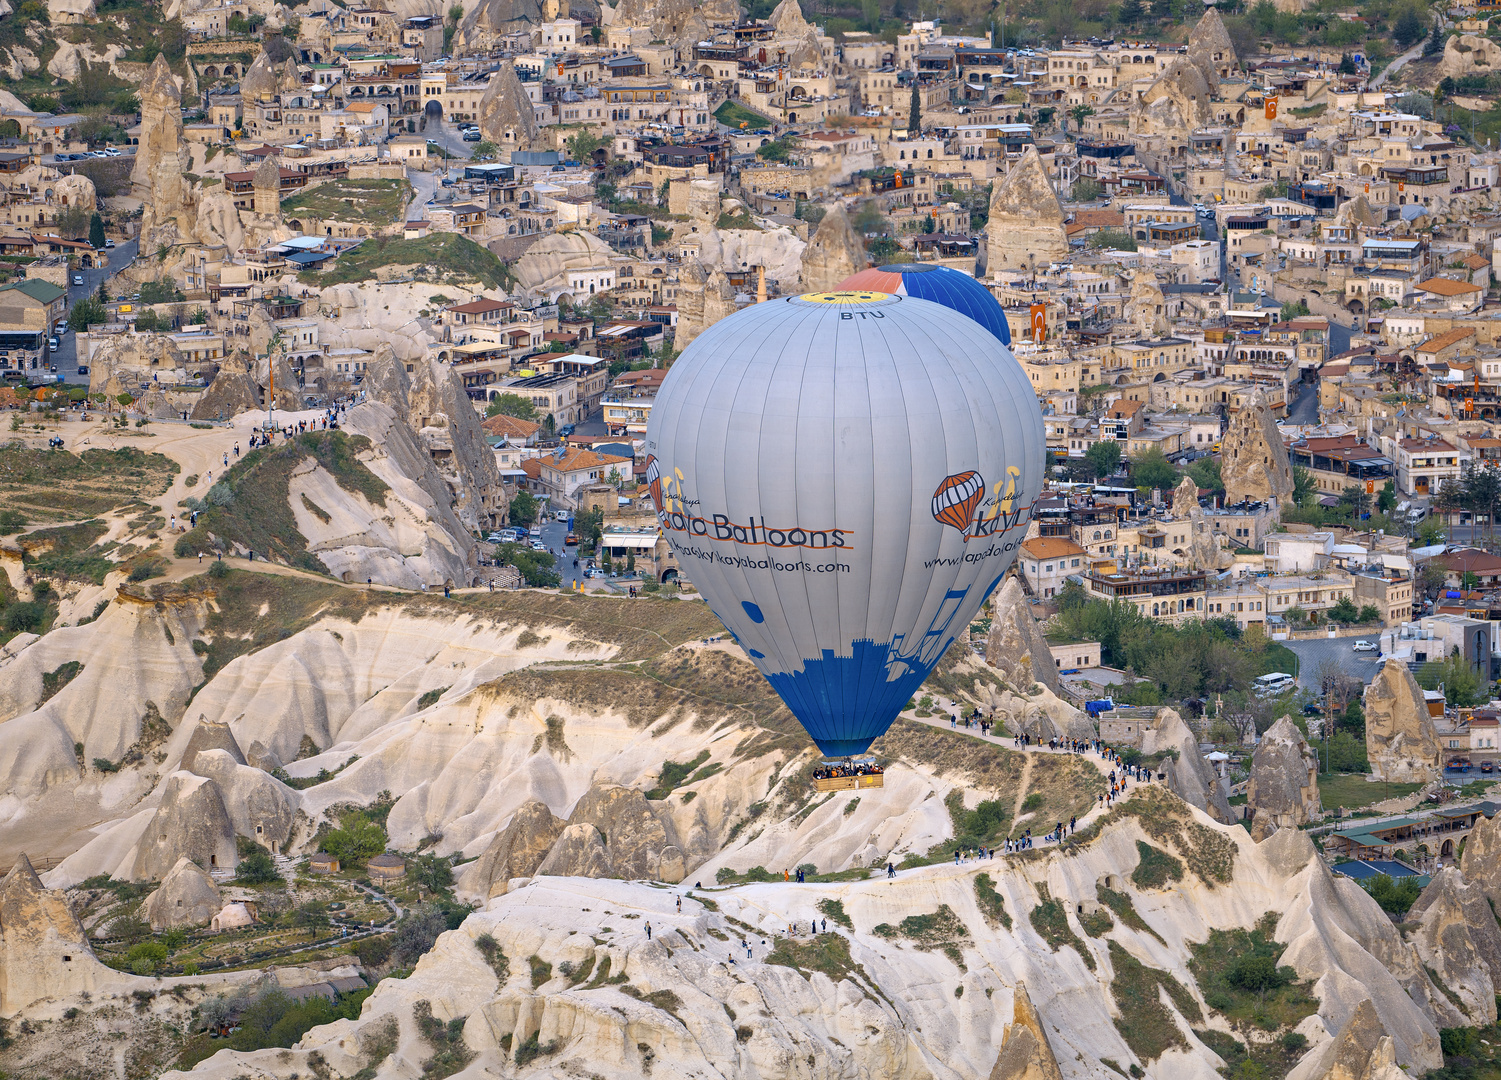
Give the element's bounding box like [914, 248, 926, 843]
[141, 856, 223, 930]
[179, 717, 246, 775]
[1172, 474, 1200, 519]
[131, 772, 238, 882]
[799, 204, 869, 293]
[252, 155, 282, 219]
[1141, 708, 1234, 823]
[1406, 868, 1501, 1024]
[986, 147, 1068, 276]
[0, 855, 106, 1015]
[985, 577, 1062, 696]
[478, 61, 540, 158]
[1364, 659, 1442, 784]
[990, 983, 1065, 1080]
[1187, 7, 1238, 87]
[1219, 390, 1294, 505]
[133, 54, 193, 243]
[459, 799, 565, 900]
[1246, 715, 1320, 841]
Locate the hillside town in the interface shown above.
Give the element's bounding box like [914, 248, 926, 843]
[13, 0, 1501, 1077]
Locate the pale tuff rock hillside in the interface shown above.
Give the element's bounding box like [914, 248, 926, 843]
[164, 789, 1450, 1080]
[8, 578, 1042, 891]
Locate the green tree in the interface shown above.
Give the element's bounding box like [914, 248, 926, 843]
[1188, 455, 1224, 496]
[67, 297, 107, 331]
[508, 489, 539, 528]
[1070, 177, 1104, 201]
[486, 393, 538, 421]
[1417, 654, 1483, 708]
[756, 136, 795, 162]
[1328, 596, 1359, 623]
[1416, 517, 1447, 546]
[321, 811, 387, 865]
[97, 280, 109, 304]
[565, 127, 604, 163]
[1068, 104, 1095, 130]
[1338, 52, 1358, 74]
[1424, 19, 1445, 57]
[236, 850, 279, 883]
[1281, 299, 1310, 319]
[576, 505, 604, 550]
[1119, 0, 1144, 25]
[1357, 605, 1382, 624]
[1292, 466, 1317, 505]
[908, 81, 921, 134]
[1377, 480, 1397, 513]
[1363, 872, 1423, 914]
[470, 140, 497, 160]
[55, 205, 90, 240]
[1088, 229, 1137, 251]
[1084, 439, 1122, 479]
[1130, 448, 1178, 491]
[1393, 6, 1425, 48]
[88, 213, 106, 250]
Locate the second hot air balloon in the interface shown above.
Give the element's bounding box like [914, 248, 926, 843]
[644, 291, 1044, 758]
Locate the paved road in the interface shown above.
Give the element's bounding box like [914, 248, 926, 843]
[407, 115, 479, 220]
[1372, 39, 1427, 89]
[1287, 381, 1319, 426]
[54, 238, 139, 385]
[1282, 635, 1384, 690]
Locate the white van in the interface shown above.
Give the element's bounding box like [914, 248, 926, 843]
[1253, 672, 1296, 697]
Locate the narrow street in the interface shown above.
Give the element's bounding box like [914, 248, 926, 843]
[54, 237, 139, 385]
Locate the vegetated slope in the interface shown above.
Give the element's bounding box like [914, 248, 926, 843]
[299, 233, 514, 289]
[0, 444, 178, 523]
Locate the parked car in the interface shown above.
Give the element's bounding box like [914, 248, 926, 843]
[1485, 760, 1495, 774]
[100, 147, 121, 156]
[564, 532, 578, 546]
[76, 365, 88, 375]
[1353, 640, 1378, 652]
[529, 540, 547, 551]
[462, 129, 482, 141]
[485, 532, 505, 543]
[47, 337, 58, 350]
[71, 274, 84, 286]
[105, 238, 116, 248]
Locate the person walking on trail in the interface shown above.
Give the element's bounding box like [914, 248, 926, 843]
[646, 922, 652, 941]
[676, 896, 682, 913]
[886, 861, 895, 878]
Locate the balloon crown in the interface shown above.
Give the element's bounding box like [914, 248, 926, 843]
[794, 290, 897, 306]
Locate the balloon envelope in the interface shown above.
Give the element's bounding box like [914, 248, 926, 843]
[644, 291, 1044, 757]
[838, 263, 1011, 346]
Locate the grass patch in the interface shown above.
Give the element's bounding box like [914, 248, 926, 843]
[816, 897, 852, 930]
[1132, 841, 1185, 890]
[1097, 886, 1165, 944]
[280, 178, 410, 226]
[0, 445, 178, 523]
[714, 100, 772, 129]
[764, 932, 890, 1005]
[1080, 908, 1115, 937]
[528, 954, 552, 988]
[975, 872, 1012, 930]
[24, 518, 116, 585]
[1028, 883, 1094, 970]
[1188, 913, 1318, 1033]
[413, 999, 474, 1079]
[39, 661, 83, 706]
[1317, 772, 1421, 812]
[1108, 939, 1200, 1062]
[417, 686, 450, 710]
[870, 904, 972, 969]
[300, 493, 332, 523]
[619, 984, 685, 1022]
[645, 749, 710, 800]
[301, 232, 513, 290]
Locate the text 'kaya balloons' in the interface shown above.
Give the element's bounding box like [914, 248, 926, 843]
[644, 291, 1045, 758]
[838, 263, 1012, 346]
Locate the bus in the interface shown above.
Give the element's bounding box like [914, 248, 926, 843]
[1253, 672, 1296, 697]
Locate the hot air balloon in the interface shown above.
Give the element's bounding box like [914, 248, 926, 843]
[644, 291, 1044, 759]
[838, 263, 1011, 346]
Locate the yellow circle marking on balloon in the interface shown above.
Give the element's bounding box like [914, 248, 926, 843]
[800, 291, 893, 304]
